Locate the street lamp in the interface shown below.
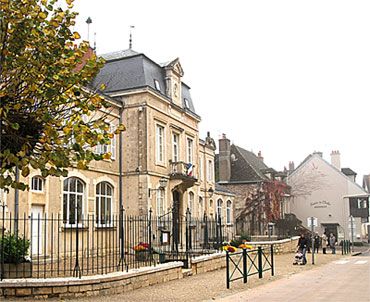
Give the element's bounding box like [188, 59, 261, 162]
[148, 178, 168, 197]
[207, 187, 214, 198]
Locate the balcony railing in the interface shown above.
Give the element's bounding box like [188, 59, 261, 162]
[169, 161, 197, 181]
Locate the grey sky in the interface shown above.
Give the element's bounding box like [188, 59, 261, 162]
[73, 0, 370, 183]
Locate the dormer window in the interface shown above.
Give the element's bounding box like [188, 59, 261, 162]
[184, 98, 190, 109]
[154, 79, 161, 91]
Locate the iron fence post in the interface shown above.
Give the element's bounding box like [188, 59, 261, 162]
[243, 248, 247, 284]
[148, 208, 152, 265]
[73, 204, 81, 278]
[203, 213, 209, 250]
[270, 244, 274, 276]
[258, 246, 263, 279]
[226, 251, 230, 289]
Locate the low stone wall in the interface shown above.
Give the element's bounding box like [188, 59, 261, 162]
[0, 262, 183, 299]
[190, 236, 300, 275]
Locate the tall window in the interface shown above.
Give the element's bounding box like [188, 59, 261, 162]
[63, 178, 84, 225]
[188, 192, 194, 214]
[199, 156, 203, 181]
[187, 138, 193, 164]
[172, 133, 179, 162]
[156, 189, 165, 217]
[217, 199, 223, 219]
[156, 125, 164, 163]
[226, 200, 232, 224]
[31, 176, 43, 192]
[96, 182, 113, 226]
[96, 125, 116, 160]
[207, 160, 214, 182]
[198, 197, 203, 218]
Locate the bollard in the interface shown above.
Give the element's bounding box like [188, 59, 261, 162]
[226, 251, 230, 289]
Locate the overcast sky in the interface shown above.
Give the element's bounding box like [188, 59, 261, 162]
[73, 0, 370, 183]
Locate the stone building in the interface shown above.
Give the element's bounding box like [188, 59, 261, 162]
[1, 49, 235, 255]
[217, 134, 288, 236]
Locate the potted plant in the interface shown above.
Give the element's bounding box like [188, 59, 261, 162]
[0, 233, 31, 278]
[133, 242, 151, 261]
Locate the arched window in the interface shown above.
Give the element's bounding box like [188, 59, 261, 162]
[31, 176, 44, 192]
[63, 177, 84, 225]
[188, 192, 194, 214]
[226, 200, 232, 224]
[217, 199, 223, 219]
[198, 196, 203, 218]
[96, 182, 113, 226]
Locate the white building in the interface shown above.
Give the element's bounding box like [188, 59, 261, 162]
[287, 151, 369, 242]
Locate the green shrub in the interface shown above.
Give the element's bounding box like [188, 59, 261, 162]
[0, 233, 30, 264]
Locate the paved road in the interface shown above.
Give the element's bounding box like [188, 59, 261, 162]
[217, 251, 370, 302]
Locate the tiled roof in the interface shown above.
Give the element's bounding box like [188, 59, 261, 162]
[229, 145, 269, 182]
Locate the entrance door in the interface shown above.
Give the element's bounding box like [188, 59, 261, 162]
[172, 191, 181, 251]
[324, 224, 338, 241]
[31, 205, 44, 255]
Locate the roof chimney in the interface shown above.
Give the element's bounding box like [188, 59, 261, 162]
[258, 151, 264, 162]
[330, 150, 341, 170]
[218, 134, 231, 182]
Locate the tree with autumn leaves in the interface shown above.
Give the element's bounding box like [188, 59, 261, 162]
[0, 0, 124, 190]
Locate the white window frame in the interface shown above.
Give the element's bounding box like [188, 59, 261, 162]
[156, 189, 165, 218]
[172, 133, 179, 162]
[199, 156, 203, 181]
[188, 192, 194, 215]
[63, 177, 84, 227]
[226, 200, 232, 225]
[217, 199, 223, 219]
[31, 176, 44, 192]
[95, 124, 116, 160]
[95, 182, 113, 227]
[198, 196, 203, 218]
[207, 160, 214, 182]
[186, 137, 193, 164]
[156, 124, 165, 164]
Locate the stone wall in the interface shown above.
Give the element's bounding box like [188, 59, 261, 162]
[190, 236, 300, 274]
[0, 262, 183, 299]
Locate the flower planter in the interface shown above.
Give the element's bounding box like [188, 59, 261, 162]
[135, 251, 150, 261]
[1, 262, 32, 278]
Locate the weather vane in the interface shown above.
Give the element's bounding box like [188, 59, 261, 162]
[129, 25, 135, 49]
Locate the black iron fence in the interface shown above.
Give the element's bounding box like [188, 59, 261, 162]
[0, 209, 234, 279]
[226, 246, 274, 289]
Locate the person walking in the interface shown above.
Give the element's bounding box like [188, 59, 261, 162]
[321, 233, 328, 254]
[313, 233, 320, 253]
[297, 233, 308, 265]
[329, 233, 337, 254]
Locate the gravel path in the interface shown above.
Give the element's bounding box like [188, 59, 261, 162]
[65, 252, 344, 302]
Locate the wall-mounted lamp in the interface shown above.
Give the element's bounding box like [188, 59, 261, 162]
[148, 178, 168, 197]
[207, 187, 214, 198]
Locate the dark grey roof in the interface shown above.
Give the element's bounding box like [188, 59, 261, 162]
[341, 168, 357, 176]
[215, 183, 235, 195]
[229, 145, 269, 182]
[93, 49, 197, 116]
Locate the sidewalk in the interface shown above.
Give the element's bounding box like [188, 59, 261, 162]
[69, 251, 346, 302]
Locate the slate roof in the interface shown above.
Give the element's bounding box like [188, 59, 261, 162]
[93, 49, 197, 116]
[229, 145, 270, 182]
[215, 183, 235, 195]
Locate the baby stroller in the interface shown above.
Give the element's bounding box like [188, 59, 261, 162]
[293, 249, 305, 265]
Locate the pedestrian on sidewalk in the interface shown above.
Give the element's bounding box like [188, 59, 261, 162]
[313, 233, 320, 253]
[329, 233, 337, 254]
[321, 233, 328, 254]
[297, 233, 308, 265]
